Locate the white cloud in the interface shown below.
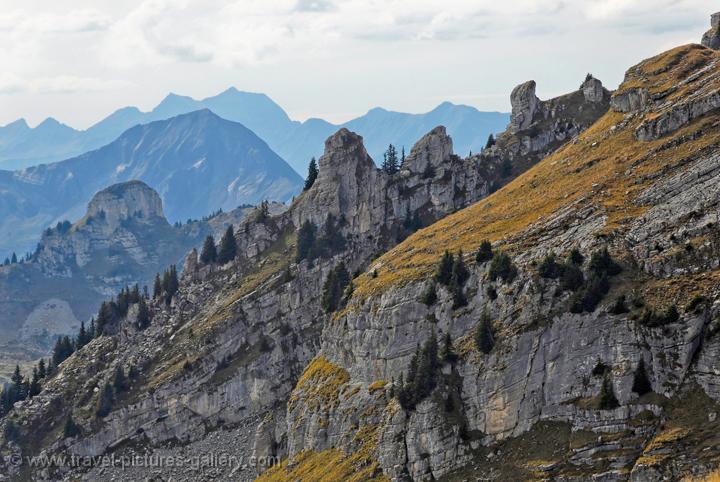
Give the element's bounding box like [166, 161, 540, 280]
[0, 9, 110, 34]
[0, 75, 131, 95]
[0, 0, 715, 127]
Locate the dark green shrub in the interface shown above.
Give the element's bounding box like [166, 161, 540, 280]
[568, 248, 585, 266]
[632, 358, 652, 396]
[686, 295, 708, 314]
[474, 312, 495, 354]
[486, 285, 498, 300]
[589, 248, 621, 277]
[475, 240, 493, 264]
[608, 295, 629, 315]
[538, 253, 562, 279]
[488, 252, 517, 284]
[561, 264, 584, 291]
[435, 251, 455, 285]
[420, 283, 437, 306]
[63, 416, 81, 438]
[598, 374, 619, 410]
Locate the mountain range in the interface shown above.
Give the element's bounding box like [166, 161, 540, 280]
[4, 16, 720, 482]
[0, 109, 302, 257]
[0, 88, 509, 174]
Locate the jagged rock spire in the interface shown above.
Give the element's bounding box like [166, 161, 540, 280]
[401, 126, 453, 175]
[510, 80, 539, 132]
[702, 12, 720, 50]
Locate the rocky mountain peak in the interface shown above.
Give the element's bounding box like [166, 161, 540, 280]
[401, 126, 453, 175]
[702, 12, 720, 49]
[316, 128, 375, 181]
[85, 180, 165, 228]
[509, 80, 539, 132]
[581, 75, 605, 103]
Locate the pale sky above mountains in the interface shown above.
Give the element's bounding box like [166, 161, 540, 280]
[0, 0, 713, 129]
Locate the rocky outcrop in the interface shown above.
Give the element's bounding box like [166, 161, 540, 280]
[702, 12, 720, 50]
[611, 87, 650, 113]
[400, 126, 453, 176]
[0, 181, 263, 359]
[84, 180, 165, 229]
[510, 81, 539, 132]
[582, 76, 605, 103]
[0, 71, 617, 482]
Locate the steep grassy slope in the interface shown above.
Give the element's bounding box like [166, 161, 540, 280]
[356, 44, 720, 302]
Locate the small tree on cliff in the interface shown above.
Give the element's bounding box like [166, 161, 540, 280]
[217, 226, 237, 264]
[304, 158, 319, 191]
[200, 235, 217, 264]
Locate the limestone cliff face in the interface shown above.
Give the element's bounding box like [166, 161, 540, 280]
[702, 13, 720, 50]
[0, 181, 265, 359]
[10, 53, 704, 482]
[85, 180, 165, 229]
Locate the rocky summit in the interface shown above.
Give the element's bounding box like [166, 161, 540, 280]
[3, 19, 720, 482]
[0, 180, 269, 383]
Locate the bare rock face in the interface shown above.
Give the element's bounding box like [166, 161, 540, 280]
[294, 128, 382, 235]
[510, 80, 539, 132]
[611, 87, 650, 113]
[582, 76, 605, 103]
[401, 126, 453, 175]
[701, 12, 720, 50]
[85, 180, 165, 229]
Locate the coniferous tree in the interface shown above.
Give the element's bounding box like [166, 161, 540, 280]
[29, 368, 40, 397]
[254, 201, 270, 223]
[112, 365, 128, 393]
[382, 144, 399, 174]
[632, 358, 652, 396]
[63, 416, 81, 438]
[217, 226, 237, 264]
[598, 374, 619, 409]
[136, 296, 151, 330]
[76, 321, 89, 350]
[296, 220, 317, 263]
[475, 240, 493, 264]
[475, 311, 495, 354]
[37, 359, 46, 379]
[161, 265, 179, 304]
[568, 248, 585, 266]
[96, 383, 114, 418]
[95, 301, 115, 336]
[488, 251, 517, 284]
[52, 336, 74, 367]
[589, 247, 622, 277]
[304, 158, 319, 191]
[485, 134, 496, 149]
[11, 365, 24, 402]
[435, 251, 455, 285]
[321, 263, 351, 313]
[153, 273, 162, 299]
[130, 284, 141, 304]
[451, 250, 470, 287]
[420, 282, 438, 306]
[11, 252, 17, 264]
[398, 334, 441, 410]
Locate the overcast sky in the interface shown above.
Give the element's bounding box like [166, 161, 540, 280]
[0, 0, 714, 129]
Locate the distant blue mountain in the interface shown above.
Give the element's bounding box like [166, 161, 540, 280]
[0, 110, 302, 256]
[0, 88, 509, 173]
